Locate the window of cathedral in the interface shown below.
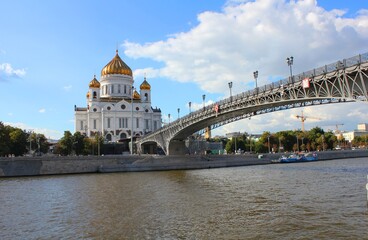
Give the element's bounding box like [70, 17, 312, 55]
[120, 132, 127, 139]
[136, 107, 139, 111]
[106, 133, 112, 142]
[93, 91, 97, 98]
[118, 85, 121, 93]
[93, 108, 97, 112]
[121, 104, 126, 110]
[107, 106, 111, 111]
[145, 109, 148, 113]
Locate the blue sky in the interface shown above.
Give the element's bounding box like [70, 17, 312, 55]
[1, 0, 368, 139]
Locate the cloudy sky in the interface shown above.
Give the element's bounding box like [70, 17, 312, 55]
[1, 0, 367, 139]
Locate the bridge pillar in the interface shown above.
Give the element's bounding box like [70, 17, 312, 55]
[168, 140, 188, 155]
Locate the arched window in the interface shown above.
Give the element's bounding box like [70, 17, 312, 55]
[144, 93, 148, 101]
[93, 91, 97, 98]
[120, 133, 127, 139]
[106, 133, 112, 142]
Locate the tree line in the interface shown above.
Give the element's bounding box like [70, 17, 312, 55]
[1, 122, 365, 157]
[53, 131, 104, 156]
[0, 122, 49, 157]
[221, 127, 352, 154]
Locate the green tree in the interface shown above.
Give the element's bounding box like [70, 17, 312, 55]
[73, 132, 85, 155]
[28, 133, 49, 154]
[0, 122, 11, 156]
[9, 128, 28, 156]
[225, 137, 245, 154]
[56, 131, 74, 155]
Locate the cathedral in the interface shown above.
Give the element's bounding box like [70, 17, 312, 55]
[74, 50, 162, 144]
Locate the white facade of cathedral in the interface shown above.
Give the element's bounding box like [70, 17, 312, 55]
[74, 50, 162, 142]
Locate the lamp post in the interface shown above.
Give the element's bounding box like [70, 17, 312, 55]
[249, 134, 252, 153]
[279, 137, 281, 153]
[228, 82, 233, 100]
[286, 56, 294, 83]
[296, 136, 299, 152]
[28, 130, 33, 155]
[253, 70, 258, 88]
[37, 135, 40, 155]
[177, 108, 180, 119]
[202, 94, 206, 109]
[268, 136, 270, 153]
[189, 102, 192, 114]
[131, 86, 134, 155]
[234, 136, 237, 154]
[168, 114, 171, 124]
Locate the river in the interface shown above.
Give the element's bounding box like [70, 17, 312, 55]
[0, 157, 367, 239]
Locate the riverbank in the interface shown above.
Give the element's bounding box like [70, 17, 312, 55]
[0, 150, 367, 177]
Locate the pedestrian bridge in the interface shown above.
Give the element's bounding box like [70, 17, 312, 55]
[137, 52, 368, 155]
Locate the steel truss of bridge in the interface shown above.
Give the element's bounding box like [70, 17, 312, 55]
[137, 52, 368, 155]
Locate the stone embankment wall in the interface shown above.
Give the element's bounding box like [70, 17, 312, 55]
[0, 150, 367, 177]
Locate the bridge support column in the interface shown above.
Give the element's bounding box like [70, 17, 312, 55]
[168, 140, 188, 155]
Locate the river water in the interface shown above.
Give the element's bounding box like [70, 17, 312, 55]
[0, 157, 367, 239]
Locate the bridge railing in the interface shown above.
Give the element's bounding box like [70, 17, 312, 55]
[141, 52, 368, 140]
[228, 52, 368, 104]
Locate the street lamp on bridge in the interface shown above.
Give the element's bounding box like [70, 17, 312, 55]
[177, 108, 180, 119]
[286, 56, 294, 82]
[168, 113, 171, 124]
[188, 102, 192, 114]
[228, 82, 233, 100]
[202, 94, 206, 109]
[253, 71, 258, 95]
[253, 71, 258, 89]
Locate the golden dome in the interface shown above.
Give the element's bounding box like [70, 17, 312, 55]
[89, 75, 100, 88]
[86, 92, 90, 98]
[133, 90, 141, 100]
[140, 77, 151, 90]
[101, 50, 132, 76]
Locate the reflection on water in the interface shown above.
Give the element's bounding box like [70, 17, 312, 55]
[1, 158, 367, 239]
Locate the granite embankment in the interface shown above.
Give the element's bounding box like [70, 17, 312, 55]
[0, 150, 367, 177]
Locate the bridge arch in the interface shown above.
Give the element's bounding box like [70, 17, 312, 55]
[137, 53, 368, 155]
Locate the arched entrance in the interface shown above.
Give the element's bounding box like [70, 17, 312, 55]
[105, 133, 112, 142]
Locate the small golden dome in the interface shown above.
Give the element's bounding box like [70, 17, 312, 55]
[101, 50, 132, 76]
[86, 92, 90, 98]
[89, 75, 100, 88]
[133, 90, 141, 100]
[140, 77, 151, 90]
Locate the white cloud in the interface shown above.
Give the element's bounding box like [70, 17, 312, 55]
[63, 85, 72, 91]
[124, 0, 368, 95]
[39, 108, 46, 113]
[4, 122, 63, 140]
[190, 100, 215, 111]
[123, 0, 368, 135]
[0, 63, 26, 81]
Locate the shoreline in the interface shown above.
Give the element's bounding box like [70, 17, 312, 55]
[1, 150, 367, 177]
